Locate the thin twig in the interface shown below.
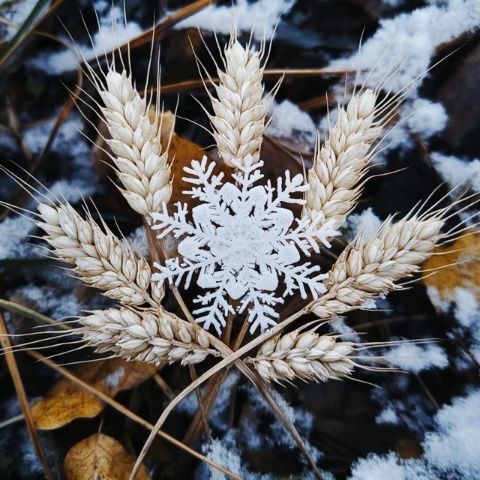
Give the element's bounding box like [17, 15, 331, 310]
[0, 413, 24, 430]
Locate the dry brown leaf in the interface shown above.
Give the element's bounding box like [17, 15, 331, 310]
[422, 231, 480, 301]
[32, 358, 156, 430]
[64, 433, 149, 480]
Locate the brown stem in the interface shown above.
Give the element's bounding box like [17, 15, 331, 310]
[0, 311, 54, 480]
[182, 317, 250, 446]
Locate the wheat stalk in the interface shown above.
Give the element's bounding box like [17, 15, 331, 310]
[252, 330, 356, 383]
[36, 202, 163, 306]
[208, 34, 268, 168]
[311, 215, 444, 318]
[93, 68, 172, 216]
[80, 308, 218, 366]
[303, 89, 382, 232]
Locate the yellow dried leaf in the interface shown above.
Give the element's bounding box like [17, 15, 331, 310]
[31, 382, 104, 430]
[422, 231, 480, 301]
[64, 433, 149, 480]
[32, 358, 156, 430]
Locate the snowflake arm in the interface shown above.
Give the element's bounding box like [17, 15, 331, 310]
[283, 216, 339, 254]
[274, 261, 327, 299]
[238, 289, 283, 333]
[151, 202, 198, 239]
[193, 288, 235, 334]
[152, 253, 217, 289]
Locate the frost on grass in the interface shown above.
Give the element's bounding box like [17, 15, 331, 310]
[350, 389, 480, 479]
[331, 0, 480, 94]
[200, 431, 270, 480]
[151, 155, 337, 334]
[267, 100, 316, 147]
[197, 383, 329, 480]
[27, 5, 141, 75]
[387, 342, 448, 373]
[422, 389, 480, 477]
[175, 0, 294, 40]
[0, 215, 36, 260]
[431, 152, 480, 193]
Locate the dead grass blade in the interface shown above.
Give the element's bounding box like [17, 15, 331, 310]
[27, 350, 241, 480]
[0, 310, 54, 480]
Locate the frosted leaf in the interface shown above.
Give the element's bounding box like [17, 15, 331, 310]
[151, 155, 338, 334]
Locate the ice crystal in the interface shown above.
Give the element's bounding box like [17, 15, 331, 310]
[151, 155, 337, 334]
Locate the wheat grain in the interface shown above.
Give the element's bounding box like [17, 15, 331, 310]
[311, 216, 444, 318]
[303, 89, 382, 232]
[252, 330, 356, 383]
[208, 35, 268, 168]
[96, 69, 172, 216]
[80, 308, 218, 366]
[37, 202, 163, 306]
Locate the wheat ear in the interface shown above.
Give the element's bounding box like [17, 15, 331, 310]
[80, 308, 217, 366]
[311, 215, 443, 318]
[303, 89, 382, 231]
[252, 330, 356, 383]
[37, 202, 163, 306]
[208, 34, 268, 168]
[93, 68, 172, 216]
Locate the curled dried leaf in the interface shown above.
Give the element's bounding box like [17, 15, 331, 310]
[64, 433, 149, 480]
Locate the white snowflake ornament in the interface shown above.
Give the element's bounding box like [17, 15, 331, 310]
[151, 155, 338, 334]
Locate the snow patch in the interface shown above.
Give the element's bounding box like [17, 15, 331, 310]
[27, 6, 141, 75]
[346, 208, 382, 241]
[388, 342, 448, 373]
[376, 405, 400, 424]
[331, 0, 480, 94]
[431, 152, 480, 193]
[267, 100, 316, 144]
[351, 389, 480, 479]
[175, 0, 295, 40]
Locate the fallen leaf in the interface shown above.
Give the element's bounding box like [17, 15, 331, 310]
[422, 231, 480, 301]
[64, 433, 149, 480]
[32, 358, 156, 430]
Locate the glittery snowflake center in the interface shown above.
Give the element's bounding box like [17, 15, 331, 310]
[151, 155, 338, 334]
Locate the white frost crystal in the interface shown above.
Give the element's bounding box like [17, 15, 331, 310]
[151, 155, 337, 334]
